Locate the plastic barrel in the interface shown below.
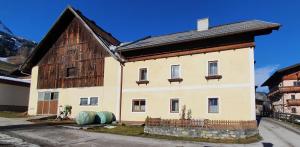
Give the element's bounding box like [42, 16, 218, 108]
[95, 111, 115, 124]
[75, 111, 96, 125]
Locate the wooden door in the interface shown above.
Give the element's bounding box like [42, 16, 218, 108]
[37, 92, 59, 115]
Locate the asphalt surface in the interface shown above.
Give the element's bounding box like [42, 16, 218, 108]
[0, 117, 299, 147]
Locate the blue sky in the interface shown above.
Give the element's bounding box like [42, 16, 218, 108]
[0, 0, 299, 91]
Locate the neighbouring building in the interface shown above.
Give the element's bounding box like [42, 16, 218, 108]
[21, 6, 280, 122]
[255, 92, 271, 116]
[262, 63, 300, 115]
[0, 76, 30, 112]
[0, 60, 30, 112]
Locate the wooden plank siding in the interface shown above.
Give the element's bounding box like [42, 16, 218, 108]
[37, 17, 109, 89]
[282, 71, 300, 80]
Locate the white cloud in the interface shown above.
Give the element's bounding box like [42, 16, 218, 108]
[255, 65, 279, 92]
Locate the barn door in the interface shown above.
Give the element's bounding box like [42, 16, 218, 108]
[37, 92, 59, 115]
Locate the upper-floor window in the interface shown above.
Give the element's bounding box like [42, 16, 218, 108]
[171, 65, 180, 79]
[132, 99, 146, 112]
[294, 81, 300, 86]
[291, 95, 296, 100]
[208, 61, 218, 76]
[208, 98, 219, 113]
[139, 68, 148, 81]
[66, 67, 76, 77]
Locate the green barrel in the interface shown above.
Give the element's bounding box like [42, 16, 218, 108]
[75, 111, 96, 125]
[95, 111, 115, 124]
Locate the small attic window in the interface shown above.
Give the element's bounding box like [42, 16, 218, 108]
[66, 67, 77, 77]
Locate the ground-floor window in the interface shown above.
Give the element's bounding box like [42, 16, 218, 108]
[170, 99, 179, 113]
[38, 92, 59, 101]
[292, 108, 297, 113]
[90, 97, 99, 105]
[80, 98, 89, 106]
[132, 99, 146, 112]
[79, 97, 99, 106]
[208, 98, 219, 113]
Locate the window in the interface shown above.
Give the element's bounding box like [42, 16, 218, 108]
[132, 99, 146, 112]
[38, 92, 58, 101]
[90, 97, 98, 106]
[38, 92, 45, 101]
[291, 95, 296, 100]
[139, 68, 148, 81]
[80, 98, 88, 106]
[208, 98, 219, 113]
[208, 61, 218, 76]
[294, 81, 300, 86]
[171, 65, 180, 79]
[66, 67, 76, 77]
[50, 92, 59, 100]
[292, 108, 297, 113]
[170, 99, 179, 113]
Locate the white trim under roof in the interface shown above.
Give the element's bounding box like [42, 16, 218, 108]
[0, 76, 30, 84]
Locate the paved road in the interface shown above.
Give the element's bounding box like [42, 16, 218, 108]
[258, 118, 300, 147]
[0, 117, 300, 147]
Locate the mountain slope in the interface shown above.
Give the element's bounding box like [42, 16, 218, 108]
[0, 20, 37, 61]
[0, 20, 13, 35]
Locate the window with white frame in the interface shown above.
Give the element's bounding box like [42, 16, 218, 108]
[208, 98, 219, 113]
[80, 98, 88, 106]
[171, 65, 180, 79]
[208, 61, 218, 76]
[90, 97, 98, 105]
[132, 99, 146, 112]
[139, 68, 148, 81]
[170, 99, 179, 113]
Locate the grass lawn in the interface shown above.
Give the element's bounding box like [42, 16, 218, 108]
[0, 111, 27, 118]
[87, 125, 262, 144]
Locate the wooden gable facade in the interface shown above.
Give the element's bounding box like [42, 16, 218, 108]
[37, 12, 112, 89]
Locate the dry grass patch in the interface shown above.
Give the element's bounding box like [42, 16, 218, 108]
[0, 111, 27, 118]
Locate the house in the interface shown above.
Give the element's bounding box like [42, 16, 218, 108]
[21, 6, 280, 122]
[255, 92, 271, 116]
[0, 76, 30, 112]
[262, 63, 300, 115]
[0, 60, 30, 112]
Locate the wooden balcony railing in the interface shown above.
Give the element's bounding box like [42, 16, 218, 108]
[287, 99, 300, 106]
[268, 86, 300, 97]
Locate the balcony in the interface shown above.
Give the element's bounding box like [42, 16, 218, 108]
[287, 99, 300, 106]
[268, 86, 300, 97]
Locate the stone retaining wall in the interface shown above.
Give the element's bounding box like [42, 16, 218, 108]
[144, 126, 258, 139]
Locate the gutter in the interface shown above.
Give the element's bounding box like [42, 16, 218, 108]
[119, 64, 124, 122]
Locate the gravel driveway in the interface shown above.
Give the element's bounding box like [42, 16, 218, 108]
[0, 117, 300, 147]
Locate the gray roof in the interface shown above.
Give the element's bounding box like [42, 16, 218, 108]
[255, 92, 268, 101]
[117, 20, 280, 51]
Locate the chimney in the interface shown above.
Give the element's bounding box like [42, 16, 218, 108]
[197, 18, 209, 31]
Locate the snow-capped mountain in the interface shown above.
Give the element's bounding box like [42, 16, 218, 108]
[0, 20, 36, 58]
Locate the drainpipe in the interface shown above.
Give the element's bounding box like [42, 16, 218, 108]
[119, 63, 124, 123]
